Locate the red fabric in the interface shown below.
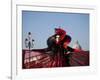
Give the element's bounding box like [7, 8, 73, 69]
[45, 51, 66, 67]
[23, 50, 89, 68]
[55, 28, 66, 36]
[74, 49, 83, 52]
[55, 28, 66, 45]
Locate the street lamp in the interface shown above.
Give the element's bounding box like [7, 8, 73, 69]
[25, 32, 34, 68]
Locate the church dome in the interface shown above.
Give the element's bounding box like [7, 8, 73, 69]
[73, 40, 82, 50]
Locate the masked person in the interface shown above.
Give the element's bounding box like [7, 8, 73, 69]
[47, 28, 80, 53]
[46, 28, 81, 67]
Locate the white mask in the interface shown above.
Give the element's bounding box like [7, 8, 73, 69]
[56, 35, 60, 43]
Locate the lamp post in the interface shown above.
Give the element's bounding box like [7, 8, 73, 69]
[25, 32, 34, 68]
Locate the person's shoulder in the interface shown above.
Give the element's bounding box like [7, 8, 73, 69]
[47, 34, 56, 40]
[63, 35, 72, 42]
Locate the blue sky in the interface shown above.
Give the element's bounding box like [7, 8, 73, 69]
[22, 11, 89, 50]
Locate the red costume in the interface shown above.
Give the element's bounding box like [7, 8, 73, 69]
[46, 28, 76, 67]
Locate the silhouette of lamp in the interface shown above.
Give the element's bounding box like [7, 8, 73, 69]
[25, 32, 34, 68]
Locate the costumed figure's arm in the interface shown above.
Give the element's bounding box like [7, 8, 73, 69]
[66, 46, 83, 53]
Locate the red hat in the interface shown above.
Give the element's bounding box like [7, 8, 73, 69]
[55, 28, 66, 36]
[63, 35, 72, 43]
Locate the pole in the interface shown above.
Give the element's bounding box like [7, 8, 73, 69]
[28, 41, 31, 68]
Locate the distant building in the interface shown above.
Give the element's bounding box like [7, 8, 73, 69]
[73, 40, 82, 50]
